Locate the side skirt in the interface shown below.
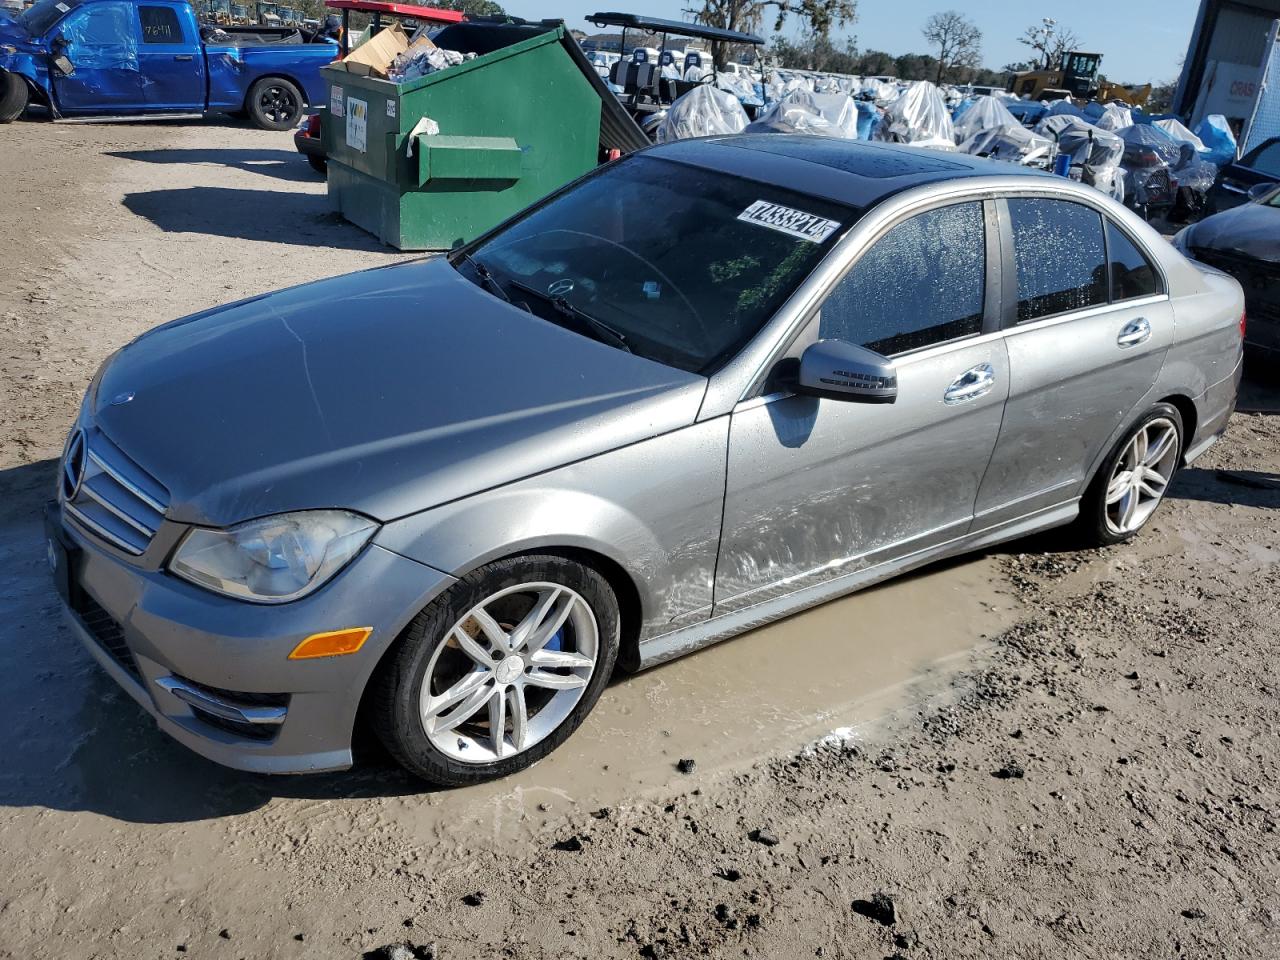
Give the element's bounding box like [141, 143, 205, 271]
[53, 112, 205, 123]
[635, 500, 1079, 670]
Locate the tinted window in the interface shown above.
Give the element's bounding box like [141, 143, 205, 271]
[1106, 221, 1159, 301]
[139, 6, 183, 43]
[1245, 141, 1280, 177]
[465, 156, 855, 374]
[1009, 198, 1107, 322]
[819, 202, 986, 356]
[18, 0, 86, 35]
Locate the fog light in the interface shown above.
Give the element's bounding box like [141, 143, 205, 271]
[288, 627, 372, 660]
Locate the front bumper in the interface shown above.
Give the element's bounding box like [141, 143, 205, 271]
[46, 499, 455, 774]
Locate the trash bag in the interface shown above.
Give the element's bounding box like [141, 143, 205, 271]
[389, 45, 474, 83]
[655, 84, 749, 142]
[959, 124, 1054, 165]
[1194, 114, 1237, 167]
[952, 95, 1019, 144]
[876, 81, 955, 149]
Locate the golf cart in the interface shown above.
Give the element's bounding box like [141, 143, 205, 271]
[586, 12, 764, 119]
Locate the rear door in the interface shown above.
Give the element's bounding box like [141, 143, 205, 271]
[974, 196, 1173, 528]
[135, 2, 205, 110]
[49, 0, 146, 113]
[714, 199, 1010, 613]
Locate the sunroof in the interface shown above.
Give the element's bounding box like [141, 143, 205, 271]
[717, 135, 969, 178]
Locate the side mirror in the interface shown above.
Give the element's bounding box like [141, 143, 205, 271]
[796, 339, 897, 404]
[1248, 182, 1276, 202]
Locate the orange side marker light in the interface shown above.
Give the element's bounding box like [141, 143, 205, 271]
[288, 627, 372, 660]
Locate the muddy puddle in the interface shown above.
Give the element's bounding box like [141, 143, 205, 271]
[378, 553, 1020, 843]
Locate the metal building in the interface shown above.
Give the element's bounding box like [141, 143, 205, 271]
[1174, 0, 1280, 130]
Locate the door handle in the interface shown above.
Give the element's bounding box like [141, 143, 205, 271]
[173, 54, 194, 61]
[1117, 317, 1152, 348]
[944, 363, 995, 405]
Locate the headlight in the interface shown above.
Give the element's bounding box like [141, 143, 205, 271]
[170, 510, 378, 603]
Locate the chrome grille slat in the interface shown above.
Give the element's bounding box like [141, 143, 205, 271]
[87, 449, 167, 514]
[79, 478, 156, 537]
[61, 428, 169, 557]
[64, 501, 146, 555]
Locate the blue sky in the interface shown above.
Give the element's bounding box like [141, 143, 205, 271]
[498, 0, 1202, 84]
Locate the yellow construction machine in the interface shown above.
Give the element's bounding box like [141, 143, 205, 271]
[1007, 51, 1152, 107]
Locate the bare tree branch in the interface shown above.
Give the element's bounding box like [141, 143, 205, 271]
[922, 10, 981, 85]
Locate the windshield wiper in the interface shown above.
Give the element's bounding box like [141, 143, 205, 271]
[507, 280, 633, 354]
[454, 252, 511, 305]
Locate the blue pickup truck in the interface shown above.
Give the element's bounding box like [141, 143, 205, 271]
[0, 0, 337, 129]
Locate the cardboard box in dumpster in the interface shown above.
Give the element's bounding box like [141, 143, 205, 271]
[333, 21, 408, 79]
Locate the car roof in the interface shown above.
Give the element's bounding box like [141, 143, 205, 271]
[646, 135, 1053, 210]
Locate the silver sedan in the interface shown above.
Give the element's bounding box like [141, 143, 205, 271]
[48, 136, 1244, 783]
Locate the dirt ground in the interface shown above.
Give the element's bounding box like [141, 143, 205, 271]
[1, 118, 1279, 960]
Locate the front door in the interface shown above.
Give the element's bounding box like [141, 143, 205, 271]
[974, 198, 1173, 528]
[714, 199, 1010, 613]
[135, 3, 206, 110]
[50, 0, 146, 113]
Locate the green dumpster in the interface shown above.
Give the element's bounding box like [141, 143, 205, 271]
[321, 21, 647, 251]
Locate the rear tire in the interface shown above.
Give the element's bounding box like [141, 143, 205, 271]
[306, 154, 327, 175]
[371, 554, 620, 785]
[1076, 402, 1183, 547]
[246, 77, 303, 131]
[0, 72, 29, 123]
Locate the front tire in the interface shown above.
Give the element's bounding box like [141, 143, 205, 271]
[0, 72, 30, 123]
[247, 77, 303, 131]
[372, 555, 620, 785]
[1077, 403, 1183, 546]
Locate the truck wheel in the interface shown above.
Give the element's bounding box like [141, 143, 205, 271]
[0, 72, 29, 123]
[247, 77, 303, 131]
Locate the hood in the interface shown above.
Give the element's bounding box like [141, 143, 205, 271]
[92, 258, 706, 527]
[1187, 201, 1280, 264]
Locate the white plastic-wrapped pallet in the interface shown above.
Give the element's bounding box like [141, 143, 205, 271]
[655, 84, 749, 142]
[876, 81, 955, 149]
[952, 95, 1019, 144]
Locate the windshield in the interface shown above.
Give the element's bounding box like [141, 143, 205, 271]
[457, 156, 855, 374]
[17, 0, 83, 35]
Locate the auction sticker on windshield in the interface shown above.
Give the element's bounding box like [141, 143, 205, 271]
[737, 201, 841, 243]
[346, 97, 367, 153]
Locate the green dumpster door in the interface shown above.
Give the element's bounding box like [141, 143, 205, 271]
[323, 27, 603, 251]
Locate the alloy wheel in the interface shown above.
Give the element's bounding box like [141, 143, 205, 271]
[1104, 416, 1179, 535]
[259, 85, 297, 124]
[419, 582, 598, 764]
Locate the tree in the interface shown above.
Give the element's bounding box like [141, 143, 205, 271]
[855, 49, 896, 77]
[1018, 18, 1080, 70]
[922, 10, 981, 85]
[685, 0, 857, 69]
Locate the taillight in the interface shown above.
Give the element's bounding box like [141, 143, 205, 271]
[307, 113, 321, 136]
[1240, 310, 1248, 340]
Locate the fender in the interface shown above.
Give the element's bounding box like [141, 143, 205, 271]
[0, 51, 55, 113]
[374, 419, 731, 644]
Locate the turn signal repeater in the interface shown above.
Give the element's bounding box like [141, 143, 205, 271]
[288, 627, 373, 660]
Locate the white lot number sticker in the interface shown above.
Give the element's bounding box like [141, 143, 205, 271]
[386, 98, 396, 119]
[737, 200, 840, 244]
[329, 84, 344, 118]
[345, 96, 367, 153]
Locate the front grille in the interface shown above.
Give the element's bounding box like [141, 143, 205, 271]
[62, 429, 169, 556]
[75, 592, 141, 682]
